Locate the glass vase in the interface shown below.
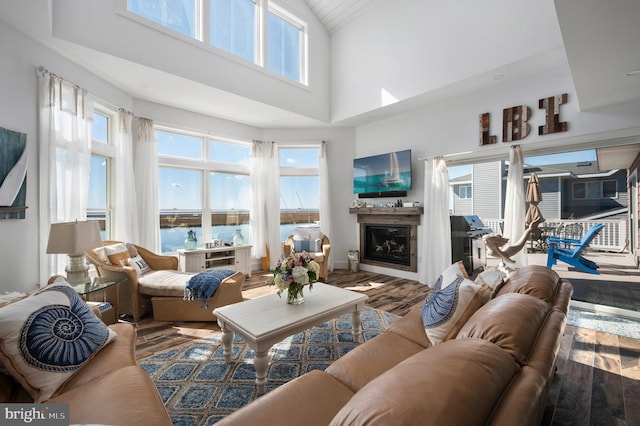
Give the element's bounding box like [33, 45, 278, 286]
[184, 229, 197, 250]
[287, 284, 305, 305]
[232, 229, 245, 246]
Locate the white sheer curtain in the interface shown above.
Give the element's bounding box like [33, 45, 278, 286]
[503, 145, 528, 267]
[419, 157, 452, 286]
[133, 118, 160, 251]
[113, 110, 139, 242]
[38, 71, 94, 281]
[250, 141, 281, 268]
[318, 141, 334, 271]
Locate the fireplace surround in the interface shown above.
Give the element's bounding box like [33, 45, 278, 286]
[349, 207, 423, 272]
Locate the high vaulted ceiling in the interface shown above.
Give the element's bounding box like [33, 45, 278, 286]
[0, 0, 639, 129]
[303, 0, 375, 33]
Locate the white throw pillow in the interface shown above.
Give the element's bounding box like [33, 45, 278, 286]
[421, 274, 489, 345]
[0, 277, 117, 402]
[92, 246, 110, 264]
[430, 261, 468, 289]
[128, 255, 150, 276]
[474, 268, 508, 299]
[104, 243, 130, 266]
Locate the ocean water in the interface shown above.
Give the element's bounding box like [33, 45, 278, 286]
[161, 224, 299, 253]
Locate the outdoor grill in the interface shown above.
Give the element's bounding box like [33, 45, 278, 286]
[450, 215, 492, 275]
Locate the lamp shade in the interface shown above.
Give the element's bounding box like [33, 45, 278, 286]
[46, 221, 103, 255]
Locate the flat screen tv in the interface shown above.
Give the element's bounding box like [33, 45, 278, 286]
[353, 149, 412, 198]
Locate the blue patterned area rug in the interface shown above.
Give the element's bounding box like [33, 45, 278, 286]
[139, 308, 399, 426]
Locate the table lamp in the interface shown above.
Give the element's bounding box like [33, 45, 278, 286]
[46, 220, 103, 285]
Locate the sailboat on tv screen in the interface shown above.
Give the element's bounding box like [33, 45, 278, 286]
[382, 152, 404, 186]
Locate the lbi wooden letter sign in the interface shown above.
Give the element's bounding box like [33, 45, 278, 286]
[479, 93, 568, 145]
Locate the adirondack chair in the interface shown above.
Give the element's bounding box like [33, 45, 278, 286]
[546, 223, 604, 274]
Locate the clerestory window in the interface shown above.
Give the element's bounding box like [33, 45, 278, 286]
[125, 0, 307, 84]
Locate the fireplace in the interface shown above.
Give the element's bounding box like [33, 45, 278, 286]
[350, 206, 423, 272]
[363, 225, 411, 267]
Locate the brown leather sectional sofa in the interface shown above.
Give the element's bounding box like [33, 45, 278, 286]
[0, 320, 171, 425]
[218, 265, 572, 426]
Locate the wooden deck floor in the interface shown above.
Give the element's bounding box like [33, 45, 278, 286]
[134, 260, 640, 425]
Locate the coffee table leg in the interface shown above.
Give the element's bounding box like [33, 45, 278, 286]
[254, 350, 270, 395]
[219, 321, 234, 363]
[351, 309, 363, 342]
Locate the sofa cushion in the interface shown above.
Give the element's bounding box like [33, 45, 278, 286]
[138, 270, 193, 297]
[456, 293, 550, 365]
[421, 274, 489, 345]
[329, 339, 520, 426]
[217, 370, 354, 426]
[48, 365, 172, 426]
[0, 277, 117, 402]
[494, 265, 561, 304]
[325, 331, 426, 392]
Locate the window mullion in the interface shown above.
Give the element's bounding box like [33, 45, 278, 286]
[257, 0, 267, 66]
[201, 0, 210, 43]
[202, 171, 212, 243]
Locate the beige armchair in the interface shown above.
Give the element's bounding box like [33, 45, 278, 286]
[283, 234, 331, 282]
[85, 240, 244, 322]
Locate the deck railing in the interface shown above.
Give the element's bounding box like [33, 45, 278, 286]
[481, 218, 628, 252]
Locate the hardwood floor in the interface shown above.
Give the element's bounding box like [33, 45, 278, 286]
[133, 269, 640, 425]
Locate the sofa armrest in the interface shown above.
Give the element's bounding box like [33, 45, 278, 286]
[134, 245, 178, 270]
[322, 242, 331, 258]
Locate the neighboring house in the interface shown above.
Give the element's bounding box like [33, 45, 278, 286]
[450, 160, 628, 221]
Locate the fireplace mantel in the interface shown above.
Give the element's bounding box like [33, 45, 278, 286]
[349, 207, 423, 225]
[349, 207, 423, 272]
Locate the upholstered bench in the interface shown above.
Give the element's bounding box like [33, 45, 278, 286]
[141, 270, 246, 322]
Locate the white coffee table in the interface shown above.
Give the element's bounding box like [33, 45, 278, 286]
[213, 283, 368, 394]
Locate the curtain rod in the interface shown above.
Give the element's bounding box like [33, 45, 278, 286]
[38, 65, 142, 119]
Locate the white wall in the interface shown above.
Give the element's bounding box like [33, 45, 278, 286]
[331, 0, 563, 122]
[0, 22, 134, 293]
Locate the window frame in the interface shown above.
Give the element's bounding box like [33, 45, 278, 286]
[572, 179, 619, 200]
[278, 144, 321, 242]
[456, 184, 472, 199]
[89, 105, 117, 240]
[156, 125, 252, 252]
[120, 0, 308, 85]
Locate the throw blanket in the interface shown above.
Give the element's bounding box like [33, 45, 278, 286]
[184, 269, 235, 308]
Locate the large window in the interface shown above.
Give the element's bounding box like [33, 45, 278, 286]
[210, 0, 256, 63]
[279, 147, 320, 242]
[88, 109, 116, 239]
[126, 0, 307, 84]
[157, 128, 251, 252]
[159, 167, 203, 252]
[268, 7, 302, 82]
[128, 0, 198, 37]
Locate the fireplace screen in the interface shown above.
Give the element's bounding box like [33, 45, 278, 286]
[363, 224, 411, 266]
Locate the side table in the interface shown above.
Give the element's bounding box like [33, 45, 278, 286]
[72, 276, 126, 324]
